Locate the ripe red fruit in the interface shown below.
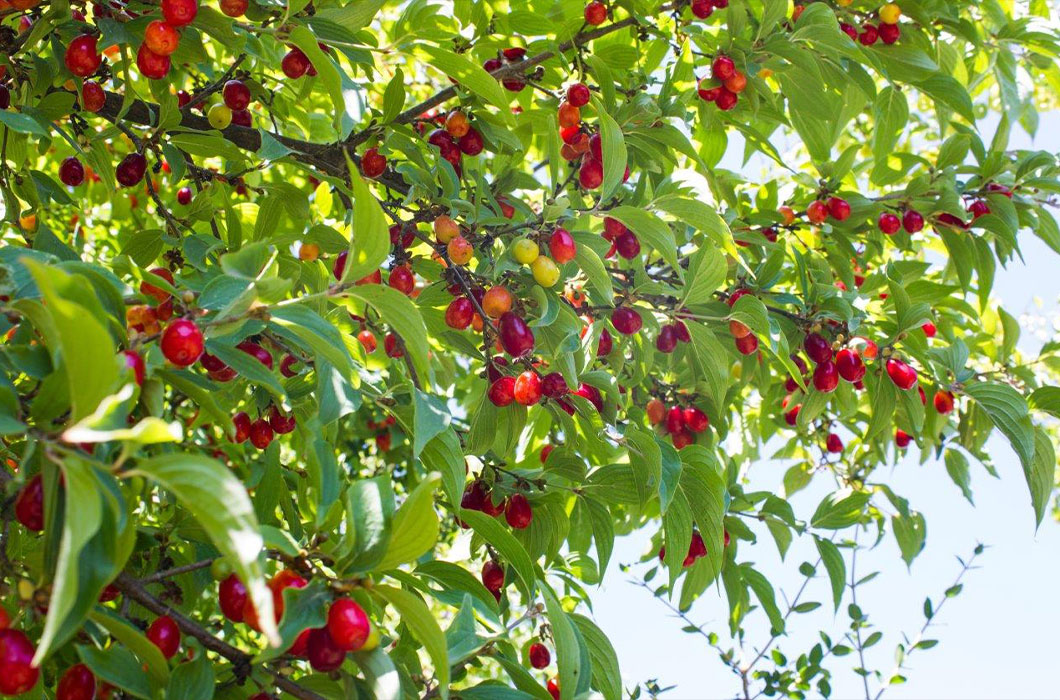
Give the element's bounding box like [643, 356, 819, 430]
[584, 0, 607, 24]
[827, 196, 851, 221]
[14, 474, 44, 531]
[327, 598, 370, 651]
[921, 321, 937, 338]
[144, 20, 180, 56]
[388, 265, 415, 295]
[81, 81, 106, 112]
[902, 209, 924, 233]
[249, 418, 274, 449]
[589, 132, 603, 161]
[691, 0, 713, 19]
[549, 228, 577, 263]
[59, 157, 85, 187]
[835, 348, 866, 382]
[933, 390, 955, 415]
[384, 333, 404, 358]
[162, 0, 197, 26]
[615, 230, 641, 259]
[840, 22, 858, 40]
[567, 82, 591, 107]
[826, 433, 843, 453]
[674, 321, 691, 343]
[116, 152, 148, 187]
[806, 200, 828, 224]
[711, 55, 736, 81]
[57, 663, 95, 700]
[859, 24, 879, 45]
[65, 35, 102, 77]
[541, 372, 569, 399]
[177, 186, 193, 205]
[219, 574, 247, 622]
[813, 360, 839, 393]
[547, 678, 560, 700]
[201, 352, 236, 382]
[231, 411, 251, 443]
[878, 212, 900, 234]
[611, 307, 642, 335]
[529, 642, 551, 669]
[665, 406, 685, 434]
[219, 81, 251, 113]
[498, 312, 535, 356]
[141, 267, 174, 303]
[578, 158, 603, 189]
[220, 0, 249, 16]
[306, 627, 345, 672]
[458, 127, 484, 155]
[879, 22, 901, 44]
[268, 406, 296, 434]
[160, 319, 204, 366]
[481, 560, 505, 591]
[697, 78, 722, 102]
[357, 329, 378, 354]
[715, 88, 738, 110]
[136, 44, 172, 80]
[734, 333, 758, 355]
[147, 616, 181, 659]
[445, 298, 475, 330]
[784, 403, 801, 426]
[596, 327, 613, 357]
[123, 349, 146, 385]
[672, 427, 694, 449]
[803, 333, 832, 364]
[656, 324, 678, 353]
[0, 629, 39, 695]
[505, 493, 533, 529]
[460, 481, 487, 513]
[237, 340, 273, 369]
[488, 376, 516, 407]
[574, 383, 604, 412]
[282, 48, 311, 78]
[514, 371, 543, 406]
[885, 358, 918, 390]
[361, 147, 387, 178]
[968, 199, 990, 219]
[895, 429, 912, 448]
[683, 407, 709, 433]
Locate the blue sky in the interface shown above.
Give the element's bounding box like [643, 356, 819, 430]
[590, 113, 1060, 699]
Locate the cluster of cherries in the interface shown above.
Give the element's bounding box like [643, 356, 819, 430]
[826, 2, 905, 46]
[461, 481, 534, 534]
[421, 109, 486, 177]
[647, 399, 710, 449]
[657, 529, 731, 568]
[697, 54, 748, 111]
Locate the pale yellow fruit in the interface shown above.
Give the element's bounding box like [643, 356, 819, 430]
[531, 255, 559, 287]
[511, 237, 540, 265]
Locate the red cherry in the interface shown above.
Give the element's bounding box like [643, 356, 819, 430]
[734, 333, 758, 355]
[921, 321, 937, 338]
[513, 371, 543, 406]
[714, 88, 738, 110]
[57, 663, 95, 700]
[0, 629, 39, 695]
[827, 196, 851, 221]
[803, 333, 831, 364]
[460, 480, 487, 514]
[784, 403, 801, 426]
[141, 266, 174, 303]
[116, 153, 148, 187]
[902, 209, 924, 233]
[691, 0, 713, 19]
[574, 383, 604, 412]
[529, 643, 551, 669]
[655, 324, 678, 353]
[327, 598, 370, 651]
[839, 22, 858, 40]
[933, 390, 955, 415]
[588, 132, 603, 161]
[445, 298, 475, 330]
[697, 78, 721, 102]
[249, 419, 274, 449]
[615, 230, 641, 259]
[835, 348, 865, 382]
[895, 429, 912, 448]
[176, 187, 193, 205]
[683, 406, 709, 433]
[540, 445, 554, 463]
[161, 0, 197, 26]
[549, 228, 577, 263]
[306, 628, 345, 672]
[59, 157, 85, 187]
[268, 406, 296, 434]
[160, 319, 204, 367]
[65, 35, 102, 77]
[665, 406, 685, 435]
[219, 80, 251, 112]
[231, 411, 251, 443]
[458, 127, 484, 155]
[968, 199, 990, 219]
[584, 0, 607, 25]
[282, 48, 311, 79]
[136, 44, 171, 80]
[885, 358, 918, 390]
[711, 55, 736, 82]
[357, 330, 378, 354]
[81, 81, 106, 112]
[547, 678, 560, 700]
[488, 376, 516, 407]
[505, 493, 533, 529]
[879, 21, 900, 44]
[287, 629, 311, 657]
[201, 352, 236, 382]
[826, 433, 843, 453]
[878, 212, 900, 234]
[147, 616, 181, 659]
[144, 20, 179, 56]
[481, 560, 505, 591]
[123, 350, 146, 386]
[603, 217, 628, 242]
[498, 312, 535, 356]
[611, 307, 642, 335]
[859, 24, 879, 45]
[567, 83, 591, 108]
[813, 360, 839, 393]
[806, 200, 828, 224]
[578, 158, 603, 189]
[388, 265, 415, 295]
[14, 474, 43, 532]
[279, 354, 301, 377]
[384, 333, 404, 358]
[674, 321, 691, 343]
[596, 327, 613, 357]
[672, 427, 694, 449]
[237, 340, 273, 369]
[361, 148, 387, 178]
[218, 574, 247, 622]
[541, 372, 569, 399]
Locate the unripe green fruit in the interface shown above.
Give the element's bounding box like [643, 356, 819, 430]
[511, 238, 540, 265]
[208, 103, 233, 129]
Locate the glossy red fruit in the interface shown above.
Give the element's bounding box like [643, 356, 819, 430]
[878, 212, 900, 234]
[136, 44, 171, 80]
[384, 333, 404, 358]
[361, 147, 386, 178]
[147, 616, 181, 659]
[683, 407, 709, 433]
[306, 628, 345, 672]
[237, 340, 273, 369]
[806, 200, 828, 224]
[596, 327, 613, 357]
[282, 48, 311, 78]
[219, 80, 250, 112]
[388, 265, 415, 295]
[549, 228, 577, 263]
[734, 333, 758, 355]
[514, 371, 543, 406]
[116, 153, 148, 187]
[714, 88, 738, 110]
[879, 21, 900, 44]
[567, 82, 591, 108]
[578, 158, 603, 189]
[161, 319, 204, 366]
[895, 429, 912, 448]
[219, 574, 247, 622]
[144, 20, 179, 56]
[445, 298, 474, 330]
[674, 321, 691, 343]
[813, 360, 839, 393]
[0, 629, 39, 695]
[327, 598, 370, 651]
[540, 372, 568, 399]
[201, 353, 236, 382]
[611, 307, 642, 335]
[656, 324, 678, 353]
[14, 474, 44, 531]
[691, 0, 713, 19]
[458, 127, 484, 155]
[835, 348, 866, 382]
[665, 406, 685, 435]
[278, 354, 301, 377]
[481, 560, 505, 591]
[967, 199, 990, 219]
[885, 358, 918, 390]
[839, 22, 858, 40]
[859, 24, 879, 45]
[498, 312, 535, 356]
[123, 349, 146, 385]
[697, 78, 721, 102]
[933, 390, 954, 415]
[249, 419, 274, 449]
[177, 187, 192, 205]
[574, 383, 604, 412]
[672, 427, 694, 449]
[231, 411, 251, 443]
[56, 663, 95, 700]
[488, 376, 516, 407]
[357, 329, 378, 354]
[784, 403, 801, 426]
[711, 55, 736, 81]
[803, 333, 832, 364]
[529, 642, 551, 669]
[162, 0, 197, 26]
[268, 406, 296, 434]
[460, 480, 487, 513]
[59, 157, 85, 187]
[505, 493, 533, 529]
[81, 81, 106, 112]
[547, 678, 560, 700]
[65, 35, 102, 77]
[615, 230, 641, 259]
[141, 267, 174, 303]
[826, 433, 843, 453]
[921, 321, 937, 338]
[902, 209, 924, 233]
[584, 0, 607, 24]
[220, 0, 249, 16]
[827, 196, 851, 221]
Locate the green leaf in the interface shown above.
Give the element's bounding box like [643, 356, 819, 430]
[347, 283, 431, 387]
[892, 511, 927, 566]
[605, 205, 679, 271]
[90, 610, 171, 688]
[1025, 427, 1054, 529]
[944, 449, 974, 504]
[340, 475, 395, 574]
[382, 67, 406, 122]
[377, 472, 441, 570]
[811, 490, 869, 529]
[570, 613, 622, 700]
[269, 304, 355, 378]
[167, 650, 215, 700]
[541, 583, 590, 700]
[78, 645, 154, 699]
[126, 454, 278, 646]
[964, 381, 1035, 472]
[594, 97, 627, 200]
[373, 585, 450, 699]
[814, 537, 846, 612]
[341, 164, 390, 285]
[418, 44, 515, 125]
[682, 244, 726, 306]
[288, 26, 349, 132]
[460, 509, 536, 597]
